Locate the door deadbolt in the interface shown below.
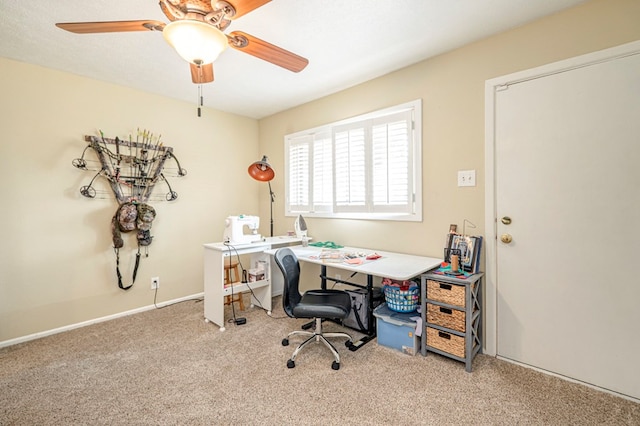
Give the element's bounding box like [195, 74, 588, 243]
[501, 216, 512, 225]
[500, 234, 513, 244]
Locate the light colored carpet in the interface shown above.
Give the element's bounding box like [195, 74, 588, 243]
[1, 296, 639, 425]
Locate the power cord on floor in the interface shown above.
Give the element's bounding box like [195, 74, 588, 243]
[224, 243, 247, 325]
[152, 286, 203, 310]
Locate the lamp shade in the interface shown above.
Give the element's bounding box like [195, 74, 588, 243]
[248, 155, 275, 182]
[162, 20, 228, 65]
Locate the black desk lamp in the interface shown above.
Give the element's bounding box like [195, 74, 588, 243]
[248, 155, 275, 237]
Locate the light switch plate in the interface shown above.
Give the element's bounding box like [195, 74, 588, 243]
[457, 170, 476, 187]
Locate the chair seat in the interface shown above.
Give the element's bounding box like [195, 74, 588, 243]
[293, 290, 351, 319]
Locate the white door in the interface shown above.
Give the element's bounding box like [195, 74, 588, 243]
[491, 47, 640, 399]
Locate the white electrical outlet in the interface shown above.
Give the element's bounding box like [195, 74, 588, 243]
[457, 170, 476, 187]
[151, 277, 160, 290]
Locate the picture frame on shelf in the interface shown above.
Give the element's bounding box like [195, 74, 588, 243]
[445, 233, 483, 273]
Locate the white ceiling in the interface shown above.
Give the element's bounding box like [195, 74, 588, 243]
[0, 0, 587, 119]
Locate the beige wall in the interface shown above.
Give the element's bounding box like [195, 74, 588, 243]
[0, 59, 260, 343]
[2, 0, 640, 344]
[257, 0, 640, 290]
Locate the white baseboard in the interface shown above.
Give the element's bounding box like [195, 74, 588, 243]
[0, 292, 204, 349]
[497, 356, 640, 404]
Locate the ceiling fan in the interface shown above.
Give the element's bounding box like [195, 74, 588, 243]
[55, 0, 309, 84]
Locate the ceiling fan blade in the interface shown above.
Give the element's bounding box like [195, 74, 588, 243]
[227, 31, 308, 73]
[226, 0, 272, 19]
[190, 63, 214, 84]
[56, 20, 165, 34]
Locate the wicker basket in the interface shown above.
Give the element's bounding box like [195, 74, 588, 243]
[427, 303, 465, 332]
[426, 327, 465, 358]
[383, 285, 419, 313]
[427, 280, 466, 306]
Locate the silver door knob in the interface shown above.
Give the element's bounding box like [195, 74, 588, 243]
[500, 234, 513, 244]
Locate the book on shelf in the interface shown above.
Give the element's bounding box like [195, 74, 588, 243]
[444, 233, 482, 274]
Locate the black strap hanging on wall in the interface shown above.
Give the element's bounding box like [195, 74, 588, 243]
[115, 247, 141, 291]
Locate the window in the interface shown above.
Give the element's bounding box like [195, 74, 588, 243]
[285, 99, 422, 221]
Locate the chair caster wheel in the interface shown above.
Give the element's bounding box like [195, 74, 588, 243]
[287, 359, 295, 368]
[282, 338, 289, 346]
[345, 341, 354, 349]
[332, 361, 340, 370]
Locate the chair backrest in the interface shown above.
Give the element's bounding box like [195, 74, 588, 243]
[273, 248, 301, 318]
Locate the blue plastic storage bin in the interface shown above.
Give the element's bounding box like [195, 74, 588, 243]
[373, 303, 420, 355]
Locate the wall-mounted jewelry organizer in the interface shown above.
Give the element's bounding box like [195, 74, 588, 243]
[72, 130, 186, 290]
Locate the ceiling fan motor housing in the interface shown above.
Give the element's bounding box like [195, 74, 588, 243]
[160, 0, 235, 30]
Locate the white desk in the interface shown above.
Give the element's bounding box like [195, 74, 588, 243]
[203, 236, 306, 331]
[284, 245, 442, 281]
[267, 245, 442, 349]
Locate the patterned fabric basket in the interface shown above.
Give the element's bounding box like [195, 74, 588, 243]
[383, 284, 419, 313]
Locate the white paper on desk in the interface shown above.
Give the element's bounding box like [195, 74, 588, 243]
[294, 248, 322, 258]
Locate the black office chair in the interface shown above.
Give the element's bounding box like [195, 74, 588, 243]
[274, 248, 353, 370]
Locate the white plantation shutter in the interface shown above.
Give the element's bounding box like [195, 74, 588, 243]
[334, 124, 366, 210]
[286, 132, 333, 213]
[371, 111, 412, 213]
[312, 132, 332, 212]
[284, 99, 421, 221]
[286, 135, 311, 211]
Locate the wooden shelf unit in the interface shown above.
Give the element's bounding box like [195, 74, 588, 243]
[420, 271, 484, 372]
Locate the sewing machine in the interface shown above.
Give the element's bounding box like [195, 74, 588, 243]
[223, 215, 262, 245]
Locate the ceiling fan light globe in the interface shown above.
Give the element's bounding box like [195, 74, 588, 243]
[162, 20, 228, 65]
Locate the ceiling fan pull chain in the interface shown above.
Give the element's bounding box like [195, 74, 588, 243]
[197, 82, 203, 117]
